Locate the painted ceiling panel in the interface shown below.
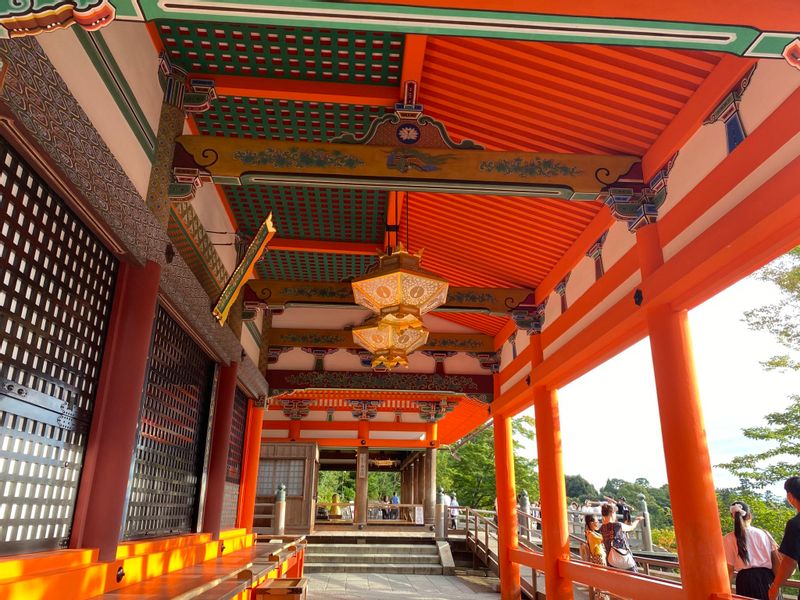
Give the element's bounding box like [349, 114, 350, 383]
[157, 21, 404, 85]
[225, 184, 387, 241]
[193, 97, 389, 142]
[256, 250, 375, 282]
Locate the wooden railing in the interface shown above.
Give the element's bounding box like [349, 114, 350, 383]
[463, 507, 800, 600]
[316, 501, 424, 522]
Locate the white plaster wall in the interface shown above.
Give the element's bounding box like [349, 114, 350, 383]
[370, 431, 425, 440]
[273, 307, 371, 330]
[658, 121, 727, 218]
[270, 347, 315, 370]
[325, 349, 370, 372]
[541, 291, 561, 331]
[739, 60, 800, 134]
[514, 329, 530, 354]
[543, 270, 641, 359]
[498, 338, 514, 371]
[38, 29, 153, 198]
[100, 21, 162, 134]
[664, 130, 800, 261]
[406, 352, 436, 372]
[301, 430, 357, 439]
[499, 363, 530, 395]
[601, 221, 635, 272]
[241, 325, 260, 365]
[442, 352, 484, 375]
[191, 181, 236, 274]
[262, 429, 289, 438]
[566, 257, 595, 305]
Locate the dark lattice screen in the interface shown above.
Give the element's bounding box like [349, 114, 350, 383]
[0, 137, 117, 554]
[225, 388, 247, 484]
[123, 305, 214, 540]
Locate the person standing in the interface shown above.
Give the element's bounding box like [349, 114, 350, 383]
[769, 477, 800, 600]
[390, 490, 400, 520]
[723, 501, 781, 599]
[449, 493, 460, 529]
[584, 515, 610, 600]
[600, 503, 643, 572]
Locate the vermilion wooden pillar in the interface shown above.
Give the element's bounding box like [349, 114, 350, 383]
[533, 387, 572, 600]
[237, 399, 264, 532]
[70, 260, 161, 561]
[493, 412, 521, 600]
[530, 334, 571, 600]
[203, 361, 239, 540]
[637, 225, 729, 599]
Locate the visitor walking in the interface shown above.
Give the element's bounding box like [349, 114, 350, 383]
[600, 503, 643, 572]
[449, 493, 460, 529]
[769, 476, 800, 600]
[390, 490, 400, 520]
[723, 500, 781, 600]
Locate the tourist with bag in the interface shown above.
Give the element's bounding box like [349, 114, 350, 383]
[584, 515, 610, 600]
[600, 502, 643, 572]
[723, 500, 782, 600]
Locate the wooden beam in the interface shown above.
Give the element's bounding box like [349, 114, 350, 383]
[401, 34, 428, 86]
[534, 206, 615, 305]
[268, 238, 378, 255]
[263, 437, 434, 448]
[642, 56, 757, 180]
[249, 279, 532, 316]
[206, 75, 399, 105]
[267, 369, 493, 397]
[266, 328, 494, 353]
[174, 135, 641, 199]
[263, 421, 428, 432]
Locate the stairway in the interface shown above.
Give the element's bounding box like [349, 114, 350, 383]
[304, 539, 444, 575]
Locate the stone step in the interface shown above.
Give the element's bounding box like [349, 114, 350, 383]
[304, 563, 444, 575]
[306, 552, 441, 565]
[305, 544, 438, 556]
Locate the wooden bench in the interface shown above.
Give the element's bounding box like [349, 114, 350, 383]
[95, 538, 306, 600]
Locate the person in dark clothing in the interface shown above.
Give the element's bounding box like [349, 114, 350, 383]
[769, 476, 800, 600]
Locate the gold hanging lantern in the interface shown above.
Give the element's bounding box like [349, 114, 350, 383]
[352, 318, 430, 369]
[351, 243, 449, 330]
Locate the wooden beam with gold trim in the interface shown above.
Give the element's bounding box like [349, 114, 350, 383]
[174, 135, 640, 199]
[247, 279, 533, 316]
[267, 328, 493, 353]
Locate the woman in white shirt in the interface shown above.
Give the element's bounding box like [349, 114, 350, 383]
[723, 501, 781, 600]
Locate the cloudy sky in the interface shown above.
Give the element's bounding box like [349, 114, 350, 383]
[519, 273, 800, 497]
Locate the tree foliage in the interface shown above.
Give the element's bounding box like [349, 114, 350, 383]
[317, 470, 399, 503]
[719, 249, 800, 489]
[565, 474, 599, 501]
[436, 416, 539, 509]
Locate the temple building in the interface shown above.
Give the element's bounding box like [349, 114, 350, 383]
[0, 1, 799, 599]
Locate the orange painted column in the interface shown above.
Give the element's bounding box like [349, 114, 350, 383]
[203, 361, 239, 540]
[237, 399, 265, 532]
[530, 335, 572, 600]
[493, 415, 522, 600]
[70, 260, 161, 561]
[493, 411, 521, 600]
[636, 224, 729, 599]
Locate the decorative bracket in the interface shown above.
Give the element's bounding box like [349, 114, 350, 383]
[704, 65, 756, 153]
[267, 346, 292, 365]
[350, 399, 381, 420]
[511, 293, 547, 335]
[281, 398, 310, 420]
[418, 399, 457, 422]
[331, 80, 483, 150]
[468, 351, 501, 373]
[586, 231, 609, 280]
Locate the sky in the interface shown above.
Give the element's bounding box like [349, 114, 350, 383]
[519, 273, 800, 497]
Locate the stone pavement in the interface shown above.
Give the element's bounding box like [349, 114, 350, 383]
[306, 572, 501, 599]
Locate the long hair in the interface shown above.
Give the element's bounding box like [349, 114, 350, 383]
[731, 501, 750, 565]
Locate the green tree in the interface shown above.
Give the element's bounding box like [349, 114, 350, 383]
[317, 470, 355, 503]
[718, 250, 800, 489]
[565, 474, 599, 501]
[367, 471, 400, 501]
[437, 416, 539, 509]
